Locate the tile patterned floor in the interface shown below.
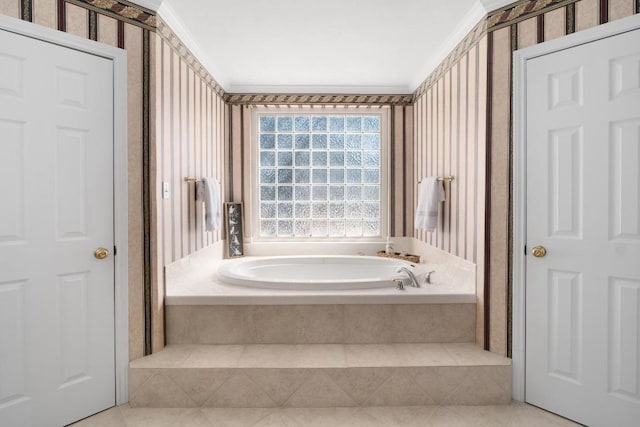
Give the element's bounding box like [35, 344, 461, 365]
[129, 343, 512, 408]
[70, 402, 582, 426]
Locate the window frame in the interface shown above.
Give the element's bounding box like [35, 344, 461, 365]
[249, 105, 390, 242]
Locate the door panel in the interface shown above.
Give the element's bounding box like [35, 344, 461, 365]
[526, 28, 640, 427]
[547, 269, 583, 383]
[0, 27, 115, 427]
[548, 126, 583, 238]
[609, 119, 640, 239]
[0, 120, 25, 243]
[607, 278, 640, 402]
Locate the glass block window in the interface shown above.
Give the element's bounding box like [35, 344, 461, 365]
[257, 113, 383, 238]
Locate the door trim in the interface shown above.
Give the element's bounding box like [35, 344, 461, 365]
[512, 13, 640, 402]
[0, 15, 129, 404]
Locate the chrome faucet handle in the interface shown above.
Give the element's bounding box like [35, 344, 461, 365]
[425, 271, 435, 284]
[396, 267, 419, 288]
[393, 278, 405, 290]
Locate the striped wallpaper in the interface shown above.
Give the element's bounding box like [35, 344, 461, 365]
[154, 26, 226, 266]
[153, 21, 227, 354]
[412, 35, 489, 348]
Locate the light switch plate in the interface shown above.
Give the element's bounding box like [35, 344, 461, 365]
[162, 181, 170, 199]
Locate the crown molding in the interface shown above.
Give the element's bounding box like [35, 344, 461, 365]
[156, 0, 230, 90]
[225, 93, 414, 106]
[227, 84, 412, 96]
[156, 20, 226, 97]
[409, 0, 487, 91]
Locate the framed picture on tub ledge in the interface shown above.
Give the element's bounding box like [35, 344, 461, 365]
[224, 202, 244, 258]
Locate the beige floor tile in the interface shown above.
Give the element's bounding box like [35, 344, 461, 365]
[294, 305, 345, 343]
[444, 367, 511, 405]
[128, 373, 199, 408]
[251, 410, 300, 426]
[250, 306, 299, 343]
[343, 304, 393, 344]
[412, 366, 470, 405]
[364, 406, 437, 426]
[365, 369, 435, 406]
[165, 368, 232, 406]
[237, 344, 300, 368]
[70, 406, 127, 427]
[165, 307, 199, 345]
[128, 368, 157, 397]
[181, 345, 245, 368]
[194, 306, 254, 344]
[468, 402, 582, 427]
[284, 407, 387, 426]
[295, 344, 347, 367]
[283, 371, 359, 407]
[200, 408, 276, 427]
[345, 344, 399, 367]
[204, 372, 278, 408]
[439, 303, 476, 342]
[326, 367, 394, 406]
[425, 406, 495, 427]
[119, 406, 211, 427]
[391, 304, 449, 343]
[393, 343, 457, 366]
[443, 343, 511, 366]
[246, 369, 312, 406]
[129, 345, 196, 368]
[79, 403, 585, 427]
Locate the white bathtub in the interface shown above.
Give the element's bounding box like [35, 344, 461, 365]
[217, 255, 413, 290]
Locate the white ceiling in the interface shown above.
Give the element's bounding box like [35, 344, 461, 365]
[144, 0, 514, 94]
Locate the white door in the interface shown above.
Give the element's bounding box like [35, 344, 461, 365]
[0, 28, 115, 427]
[526, 28, 640, 426]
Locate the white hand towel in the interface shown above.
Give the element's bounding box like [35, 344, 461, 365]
[196, 178, 221, 231]
[414, 177, 445, 232]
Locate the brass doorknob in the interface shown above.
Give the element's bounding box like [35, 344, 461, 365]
[531, 245, 547, 258]
[94, 247, 109, 259]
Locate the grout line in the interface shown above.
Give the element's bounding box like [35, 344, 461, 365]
[240, 370, 283, 408]
[360, 366, 396, 407]
[196, 370, 234, 408]
[278, 369, 314, 407]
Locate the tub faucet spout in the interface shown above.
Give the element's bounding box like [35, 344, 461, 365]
[396, 267, 420, 288]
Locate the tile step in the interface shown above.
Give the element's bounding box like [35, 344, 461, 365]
[129, 343, 511, 408]
[166, 303, 476, 345]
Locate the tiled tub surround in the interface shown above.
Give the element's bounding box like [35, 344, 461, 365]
[165, 238, 476, 306]
[134, 240, 507, 409]
[166, 303, 475, 345]
[129, 343, 511, 408]
[165, 239, 476, 344]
